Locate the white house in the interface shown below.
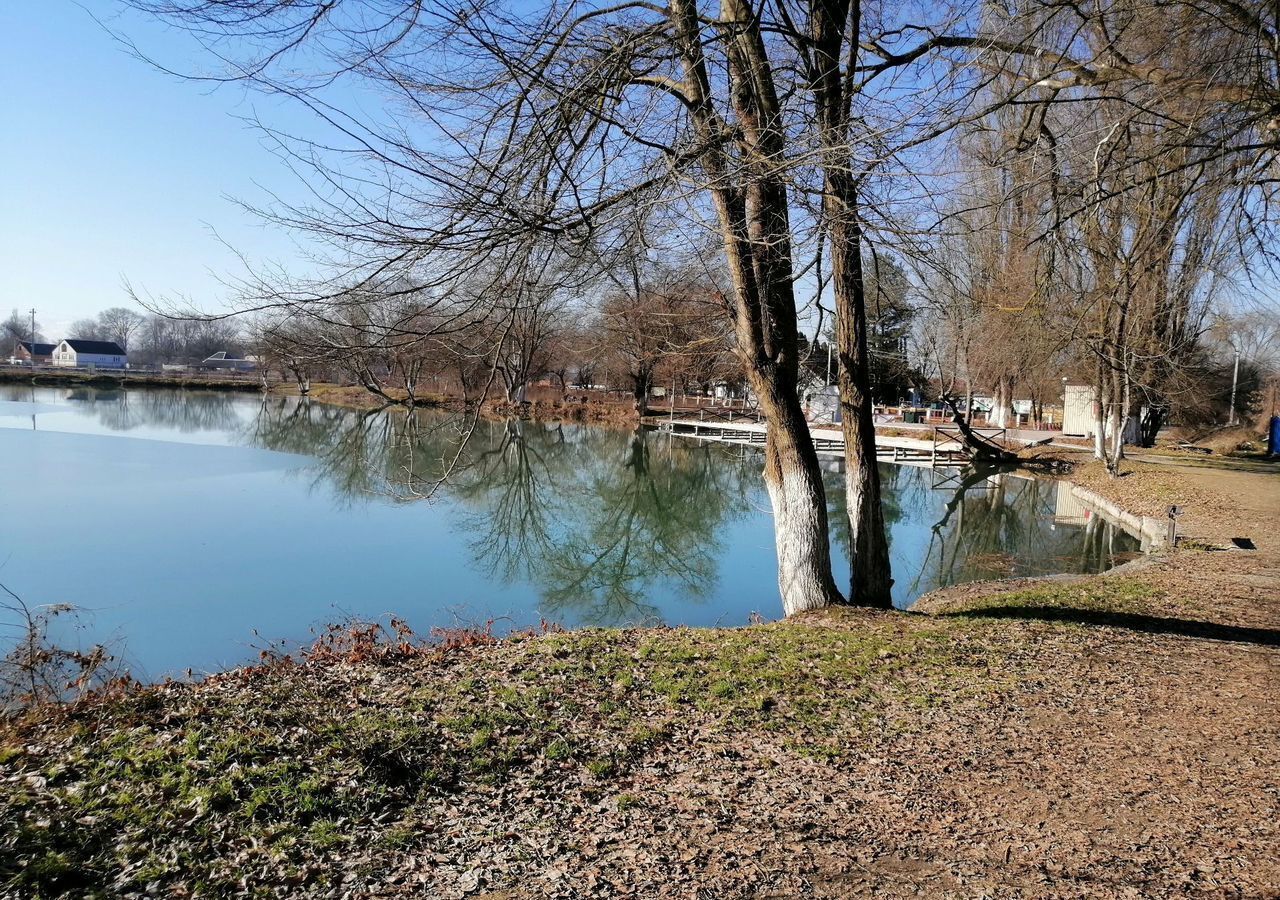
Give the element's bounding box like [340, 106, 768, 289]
[51, 339, 128, 369]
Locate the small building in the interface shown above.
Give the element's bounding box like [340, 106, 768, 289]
[1062, 384, 1098, 437]
[804, 384, 841, 424]
[12, 340, 55, 365]
[1062, 383, 1142, 443]
[51, 339, 128, 369]
[198, 351, 256, 372]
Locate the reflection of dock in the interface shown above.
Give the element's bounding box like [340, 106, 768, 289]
[1054, 479, 1167, 550]
[1053, 480, 1090, 526]
[655, 417, 970, 467]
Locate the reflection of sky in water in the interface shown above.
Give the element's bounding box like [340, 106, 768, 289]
[0, 384, 1140, 679]
[0, 400, 67, 417]
[0, 386, 259, 445]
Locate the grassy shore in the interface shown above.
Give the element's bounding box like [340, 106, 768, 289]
[3, 451, 1278, 897]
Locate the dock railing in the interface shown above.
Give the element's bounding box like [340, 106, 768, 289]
[931, 424, 1008, 463]
[657, 415, 972, 466]
[691, 404, 764, 425]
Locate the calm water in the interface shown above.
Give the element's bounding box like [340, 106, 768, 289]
[0, 385, 1139, 677]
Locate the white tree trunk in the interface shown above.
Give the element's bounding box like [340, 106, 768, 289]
[1107, 368, 1130, 474]
[990, 375, 1014, 428]
[752, 372, 845, 617]
[764, 453, 843, 616]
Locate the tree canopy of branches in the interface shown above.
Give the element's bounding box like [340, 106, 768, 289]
[2, 309, 42, 346]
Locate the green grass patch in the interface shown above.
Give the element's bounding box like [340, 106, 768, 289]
[1, 614, 1049, 897]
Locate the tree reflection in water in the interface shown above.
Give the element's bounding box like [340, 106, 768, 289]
[902, 467, 1139, 600]
[527, 428, 756, 625]
[249, 398, 475, 504]
[0, 388, 1144, 633]
[248, 400, 760, 624]
[248, 399, 1140, 618]
[21, 386, 250, 434]
[447, 423, 759, 625]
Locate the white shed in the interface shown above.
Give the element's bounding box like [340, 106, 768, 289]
[51, 339, 128, 369]
[1062, 383, 1142, 443]
[1062, 384, 1097, 437]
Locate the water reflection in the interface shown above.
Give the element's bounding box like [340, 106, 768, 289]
[249, 398, 761, 624]
[63, 387, 247, 434]
[245, 397, 1139, 615]
[0, 386, 1141, 650]
[896, 468, 1139, 598]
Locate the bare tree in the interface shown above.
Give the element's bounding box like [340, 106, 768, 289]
[2, 309, 43, 346]
[119, 0, 898, 613]
[132, 313, 244, 366]
[96, 307, 147, 351]
[68, 317, 103, 340]
[126, 0, 1169, 609]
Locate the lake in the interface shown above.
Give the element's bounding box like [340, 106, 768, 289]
[0, 385, 1140, 678]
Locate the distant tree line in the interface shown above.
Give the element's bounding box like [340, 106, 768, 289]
[9, 306, 247, 367]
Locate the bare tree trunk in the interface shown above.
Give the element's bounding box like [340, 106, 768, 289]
[632, 367, 652, 415]
[831, 210, 894, 607]
[668, 0, 844, 615]
[942, 396, 1019, 463]
[990, 374, 1014, 428]
[750, 366, 845, 616]
[812, 0, 893, 608]
[1107, 364, 1129, 475]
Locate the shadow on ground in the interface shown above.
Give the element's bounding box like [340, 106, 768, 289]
[946, 605, 1280, 648]
[1131, 453, 1280, 474]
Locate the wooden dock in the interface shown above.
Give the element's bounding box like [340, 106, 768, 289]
[654, 416, 974, 467]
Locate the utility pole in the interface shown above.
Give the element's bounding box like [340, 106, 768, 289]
[826, 341, 833, 386]
[1228, 347, 1240, 427]
[29, 309, 36, 342]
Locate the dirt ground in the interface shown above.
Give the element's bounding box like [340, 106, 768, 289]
[895, 452, 1280, 898]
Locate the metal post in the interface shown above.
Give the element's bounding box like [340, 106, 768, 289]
[1228, 348, 1240, 426]
[826, 341, 833, 385]
[1167, 505, 1182, 548]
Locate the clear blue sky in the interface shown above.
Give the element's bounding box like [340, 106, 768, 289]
[0, 2, 314, 338]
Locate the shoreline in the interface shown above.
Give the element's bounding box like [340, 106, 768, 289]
[272, 382, 648, 426]
[0, 367, 267, 393]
